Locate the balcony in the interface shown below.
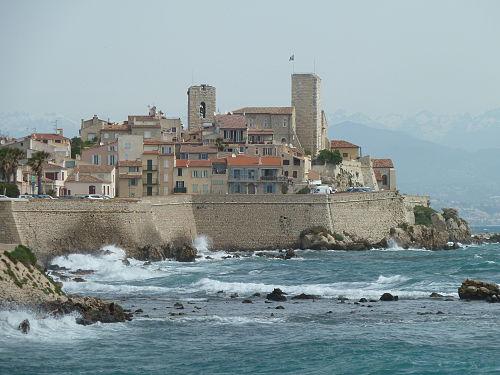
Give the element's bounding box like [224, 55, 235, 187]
[143, 166, 158, 171]
[173, 187, 187, 193]
[260, 175, 287, 182]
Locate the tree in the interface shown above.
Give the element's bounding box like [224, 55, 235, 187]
[214, 138, 225, 152]
[70, 136, 83, 159]
[0, 147, 24, 183]
[27, 151, 51, 194]
[316, 149, 342, 166]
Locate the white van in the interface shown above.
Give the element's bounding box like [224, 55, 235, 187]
[310, 185, 334, 194]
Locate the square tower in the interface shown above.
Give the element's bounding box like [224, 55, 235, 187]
[187, 84, 216, 131]
[291, 74, 325, 155]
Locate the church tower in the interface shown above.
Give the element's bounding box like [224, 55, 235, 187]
[187, 84, 216, 131]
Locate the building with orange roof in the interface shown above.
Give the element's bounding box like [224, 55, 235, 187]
[173, 158, 227, 194]
[330, 139, 361, 160]
[372, 158, 396, 191]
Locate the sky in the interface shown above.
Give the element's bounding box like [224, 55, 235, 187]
[1, 0, 499, 135]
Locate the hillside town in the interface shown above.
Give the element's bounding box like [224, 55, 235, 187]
[0, 74, 396, 198]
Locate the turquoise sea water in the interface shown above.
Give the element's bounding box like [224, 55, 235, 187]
[1, 241, 499, 375]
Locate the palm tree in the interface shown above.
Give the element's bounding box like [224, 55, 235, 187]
[0, 147, 24, 183]
[27, 151, 51, 194]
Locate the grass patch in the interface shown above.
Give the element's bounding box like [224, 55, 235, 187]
[5, 245, 37, 267]
[414, 205, 437, 227]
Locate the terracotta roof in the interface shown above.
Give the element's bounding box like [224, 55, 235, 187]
[374, 169, 383, 181]
[372, 159, 394, 168]
[42, 162, 66, 170]
[233, 107, 294, 115]
[225, 155, 282, 167]
[66, 174, 105, 183]
[180, 144, 218, 154]
[118, 160, 142, 167]
[31, 133, 69, 141]
[102, 124, 130, 131]
[215, 114, 247, 129]
[308, 170, 320, 180]
[330, 140, 359, 149]
[74, 164, 115, 173]
[175, 159, 212, 168]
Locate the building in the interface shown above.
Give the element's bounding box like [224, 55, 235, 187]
[291, 73, 327, 155]
[29, 133, 71, 160]
[100, 123, 131, 143]
[80, 115, 112, 142]
[214, 114, 247, 153]
[173, 159, 213, 194]
[141, 140, 175, 196]
[372, 158, 397, 191]
[117, 160, 143, 198]
[118, 135, 143, 162]
[81, 141, 118, 166]
[178, 144, 218, 160]
[330, 140, 361, 160]
[226, 155, 285, 194]
[65, 164, 116, 197]
[187, 84, 216, 131]
[232, 106, 300, 148]
[42, 162, 70, 196]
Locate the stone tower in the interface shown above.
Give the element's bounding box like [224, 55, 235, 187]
[291, 73, 326, 155]
[187, 84, 216, 131]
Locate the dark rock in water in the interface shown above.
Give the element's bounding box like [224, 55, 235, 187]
[174, 302, 184, 310]
[369, 299, 377, 303]
[216, 290, 224, 294]
[205, 256, 213, 260]
[337, 296, 349, 302]
[380, 293, 398, 301]
[50, 271, 69, 281]
[458, 279, 500, 301]
[436, 311, 445, 315]
[143, 261, 152, 266]
[430, 292, 444, 298]
[122, 258, 131, 266]
[47, 264, 69, 271]
[327, 311, 333, 314]
[230, 293, 238, 299]
[252, 292, 261, 297]
[73, 277, 86, 282]
[291, 293, 319, 300]
[264, 300, 272, 304]
[275, 305, 285, 309]
[71, 269, 95, 276]
[18, 319, 30, 334]
[175, 244, 197, 262]
[266, 288, 287, 302]
[242, 299, 253, 304]
[359, 298, 368, 303]
[134, 309, 143, 313]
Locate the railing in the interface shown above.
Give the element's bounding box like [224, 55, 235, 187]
[173, 187, 187, 193]
[260, 175, 287, 181]
[144, 166, 158, 171]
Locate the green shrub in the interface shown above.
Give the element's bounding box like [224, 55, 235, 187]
[299, 226, 331, 238]
[297, 186, 310, 194]
[6, 245, 37, 267]
[414, 205, 437, 227]
[0, 183, 19, 197]
[398, 222, 409, 231]
[333, 232, 344, 241]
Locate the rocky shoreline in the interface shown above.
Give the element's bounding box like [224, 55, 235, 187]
[0, 245, 132, 332]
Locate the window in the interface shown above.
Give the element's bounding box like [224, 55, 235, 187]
[192, 184, 198, 193]
[292, 171, 298, 178]
[202, 184, 209, 193]
[175, 181, 185, 188]
[283, 119, 287, 127]
[128, 179, 137, 186]
[147, 186, 153, 196]
[171, 127, 177, 132]
[92, 155, 100, 165]
[161, 146, 172, 154]
[382, 175, 388, 186]
[263, 148, 273, 156]
[233, 169, 241, 179]
[281, 138, 287, 144]
[163, 174, 168, 182]
[284, 171, 289, 177]
[108, 155, 116, 165]
[283, 159, 290, 165]
[128, 166, 139, 172]
[61, 172, 65, 180]
[239, 147, 245, 153]
[164, 159, 169, 168]
[200, 153, 208, 160]
[147, 160, 153, 171]
[200, 102, 206, 118]
[293, 157, 300, 166]
[177, 168, 183, 177]
[265, 184, 274, 193]
[147, 173, 153, 185]
[248, 169, 255, 179]
[343, 153, 348, 157]
[89, 185, 96, 194]
[103, 133, 109, 139]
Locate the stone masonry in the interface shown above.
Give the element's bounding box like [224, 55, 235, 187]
[187, 84, 216, 131]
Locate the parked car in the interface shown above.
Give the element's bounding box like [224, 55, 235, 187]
[310, 185, 335, 194]
[18, 194, 34, 199]
[84, 194, 105, 200]
[1, 194, 29, 201]
[34, 194, 57, 199]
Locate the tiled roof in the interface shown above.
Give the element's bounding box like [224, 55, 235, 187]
[175, 159, 212, 168]
[118, 160, 142, 167]
[42, 162, 66, 170]
[66, 174, 105, 183]
[180, 144, 218, 153]
[372, 159, 394, 168]
[102, 124, 130, 131]
[74, 164, 115, 173]
[215, 114, 247, 129]
[225, 155, 282, 167]
[233, 107, 294, 115]
[31, 133, 69, 141]
[330, 140, 359, 149]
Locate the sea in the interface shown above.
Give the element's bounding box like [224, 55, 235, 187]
[1, 237, 499, 375]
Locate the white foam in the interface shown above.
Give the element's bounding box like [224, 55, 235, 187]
[192, 234, 234, 261]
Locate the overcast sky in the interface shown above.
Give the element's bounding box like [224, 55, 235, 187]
[1, 0, 499, 130]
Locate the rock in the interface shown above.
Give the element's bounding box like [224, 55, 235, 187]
[47, 264, 69, 271]
[174, 302, 184, 309]
[205, 256, 213, 260]
[429, 292, 444, 298]
[18, 319, 30, 334]
[122, 258, 131, 266]
[275, 305, 285, 309]
[380, 293, 398, 301]
[359, 298, 368, 303]
[291, 293, 319, 300]
[230, 293, 238, 299]
[73, 277, 86, 282]
[242, 299, 253, 304]
[143, 261, 152, 266]
[266, 288, 287, 302]
[71, 269, 95, 276]
[458, 279, 500, 300]
[252, 292, 261, 297]
[134, 309, 143, 313]
[436, 311, 445, 315]
[175, 244, 197, 262]
[337, 296, 349, 302]
[216, 290, 224, 294]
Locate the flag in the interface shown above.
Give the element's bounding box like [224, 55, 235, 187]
[289, 54, 294, 62]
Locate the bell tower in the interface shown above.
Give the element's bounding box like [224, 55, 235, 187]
[187, 84, 216, 131]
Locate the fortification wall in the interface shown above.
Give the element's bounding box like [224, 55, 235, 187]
[0, 192, 414, 259]
[402, 195, 430, 224]
[191, 195, 333, 250]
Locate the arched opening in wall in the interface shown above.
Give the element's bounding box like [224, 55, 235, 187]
[89, 185, 96, 194]
[281, 137, 287, 144]
[382, 175, 388, 186]
[199, 102, 206, 118]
